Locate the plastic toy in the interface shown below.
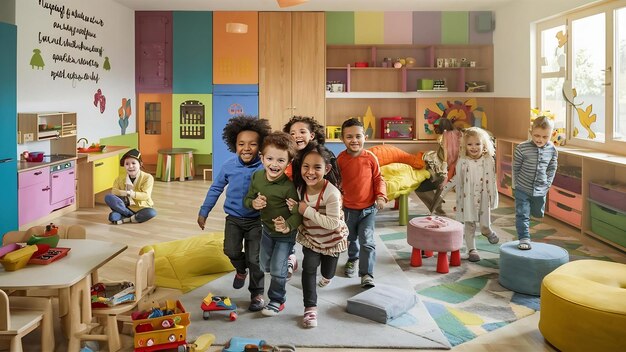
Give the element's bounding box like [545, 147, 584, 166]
[200, 293, 237, 321]
[223, 337, 266, 352]
[186, 333, 215, 352]
[132, 300, 190, 352]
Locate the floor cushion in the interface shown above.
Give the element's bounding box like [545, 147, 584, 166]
[381, 163, 430, 200]
[140, 232, 234, 293]
[346, 283, 418, 324]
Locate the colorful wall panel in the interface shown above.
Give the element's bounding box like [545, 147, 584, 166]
[173, 12, 213, 94]
[213, 12, 258, 84]
[416, 97, 494, 140]
[327, 11, 492, 45]
[172, 94, 212, 154]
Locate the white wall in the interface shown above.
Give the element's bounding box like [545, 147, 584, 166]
[494, 0, 598, 98]
[16, 0, 134, 154]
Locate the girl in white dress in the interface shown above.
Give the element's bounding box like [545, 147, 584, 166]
[440, 127, 499, 262]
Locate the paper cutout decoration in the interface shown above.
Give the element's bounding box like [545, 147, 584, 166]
[575, 104, 597, 139]
[94, 89, 106, 114]
[30, 49, 44, 69]
[363, 106, 376, 139]
[118, 98, 132, 135]
[103, 57, 111, 71]
[556, 30, 567, 48]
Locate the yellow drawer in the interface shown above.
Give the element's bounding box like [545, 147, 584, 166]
[93, 156, 120, 194]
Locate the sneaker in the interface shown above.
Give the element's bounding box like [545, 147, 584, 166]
[344, 260, 357, 278]
[233, 270, 247, 289]
[261, 301, 284, 316]
[287, 254, 298, 280]
[249, 294, 265, 312]
[318, 276, 332, 288]
[303, 308, 318, 328]
[361, 274, 375, 288]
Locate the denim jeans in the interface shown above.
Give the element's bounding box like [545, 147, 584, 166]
[344, 204, 377, 277]
[259, 228, 295, 304]
[224, 215, 264, 298]
[301, 246, 339, 308]
[514, 189, 546, 241]
[104, 194, 157, 223]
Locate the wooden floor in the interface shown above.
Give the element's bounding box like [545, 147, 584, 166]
[47, 177, 625, 351]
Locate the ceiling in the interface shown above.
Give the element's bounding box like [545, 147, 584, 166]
[113, 0, 514, 11]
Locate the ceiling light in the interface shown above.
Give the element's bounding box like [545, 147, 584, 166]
[277, 0, 309, 8]
[226, 22, 248, 34]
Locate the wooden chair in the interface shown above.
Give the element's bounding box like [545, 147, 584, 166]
[0, 289, 54, 352]
[89, 250, 156, 352]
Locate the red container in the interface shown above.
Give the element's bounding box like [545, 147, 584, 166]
[25, 151, 44, 162]
[381, 117, 414, 139]
[354, 62, 369, 68]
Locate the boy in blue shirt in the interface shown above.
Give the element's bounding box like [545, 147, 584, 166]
[197, 116, 272, 311]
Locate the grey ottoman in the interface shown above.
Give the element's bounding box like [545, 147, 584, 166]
[498, 241, 569, 296]
[346, 283, 418, 324]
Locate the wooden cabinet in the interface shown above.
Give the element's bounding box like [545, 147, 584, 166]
[18, 112, 77, 145]
[259, 12, 325, 129]
[18, 166, 51, 226]
[93, 156, 119, 194]
[496, 138, 626, 252]
[137, 93, 173, 165]
[135, 11, 173, 93]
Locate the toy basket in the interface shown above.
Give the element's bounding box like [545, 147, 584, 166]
[132, 300, 190, 352]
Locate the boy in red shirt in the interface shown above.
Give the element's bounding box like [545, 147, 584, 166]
[337, 118, 387, 288]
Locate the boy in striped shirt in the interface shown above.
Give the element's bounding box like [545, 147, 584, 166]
[512, 116, 558, 250]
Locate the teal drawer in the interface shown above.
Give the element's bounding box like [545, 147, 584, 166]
[590, 218, 626, 248]
[589, 201, 626, 228]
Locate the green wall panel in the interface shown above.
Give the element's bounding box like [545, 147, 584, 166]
[173, 11, 213, 94]
[442, 12, 469, 44]
[326, 12, 354, 44]
[355, 12, 384, 44]
[100, 132, 138, 149]
[172, 94, 212, 154]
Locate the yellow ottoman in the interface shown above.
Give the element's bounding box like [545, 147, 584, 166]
[539, 260, 626, 352]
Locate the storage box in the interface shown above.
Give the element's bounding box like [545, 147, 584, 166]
[589, 181, 626, 213]
[590, 218, 626, 248]
[326, 125, 342, 140]
[381, 117, 414, 139]
[133, 300, 190, 351]
[417, 79, 434, 90]
[548, 186, 582, 211]
[547, 200, 581, 228]
[553, 173, 582, 194]
[589, 200, 626, 229]
[500, 161, 512, 173]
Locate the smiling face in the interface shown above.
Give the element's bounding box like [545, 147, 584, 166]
[465, 135, 484, 159]
[341, 125, 366, 156]
[301, 152, 331, 191]
[261, 145, 290, 181]
[236, 130, 260, 164]
[531, 126, 552, 148]
[123, 158, 141, 177]
[289, 121, 315, 151]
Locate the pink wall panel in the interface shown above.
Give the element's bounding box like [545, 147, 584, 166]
[384, 12, 413, 44]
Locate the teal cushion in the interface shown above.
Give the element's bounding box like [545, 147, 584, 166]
[346, 283, 418, 324]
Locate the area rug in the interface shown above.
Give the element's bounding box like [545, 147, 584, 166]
[180, 235, 451, 349]
[378, 195, 615, 347]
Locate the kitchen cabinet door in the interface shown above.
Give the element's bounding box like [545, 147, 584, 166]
[93, 156, 120, 194]
[51, 167, 76, 209]
[18, 167, 51, 226]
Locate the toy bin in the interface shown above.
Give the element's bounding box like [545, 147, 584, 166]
[589, 181, 626, 213]
[553, 173, 582, 194]
[548, 187, 582, 212]
[590, 201, 626, 248]
[547, 200, 581, 228]
[0, 245, 37, 271]
[133, 300, 190, 352]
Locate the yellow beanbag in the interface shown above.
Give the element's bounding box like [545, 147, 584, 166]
[381, 163, 431, 200]
[140, 232, 234, 293]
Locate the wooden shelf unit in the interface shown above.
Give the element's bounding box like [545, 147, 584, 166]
[496, 138, 626, 253]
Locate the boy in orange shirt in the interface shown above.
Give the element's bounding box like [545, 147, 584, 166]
[337, 118, 387, 288]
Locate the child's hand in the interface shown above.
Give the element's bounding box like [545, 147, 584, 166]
[376, 197, 386, 210]
[252, 192, 267, 210]
[286, 198, 298, 212]
[197, 216, 207, 230]
[298, 201, 308, 215]
[125, 183, 134, 192]
[272, 216, 291, 234]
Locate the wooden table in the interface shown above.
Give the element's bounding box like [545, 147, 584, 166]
[77, 146, 131, 208]
[156, 148, 195, 182]
[0, 239, 127, 350]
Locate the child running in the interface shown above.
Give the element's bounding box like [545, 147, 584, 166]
[287, 142, 347, 328]
[337, 118, 387, 288]
[282, 116, 328, 278]
[513, 115, 558, 250]
[439, 127, 499, 262]
[105, 148, 157, 224]
[197, 115, 272, 312]
[244, 131, 302, 316]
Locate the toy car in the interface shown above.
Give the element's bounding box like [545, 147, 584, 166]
[200, 293, 237, 321]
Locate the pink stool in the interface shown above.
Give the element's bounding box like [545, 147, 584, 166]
[407, 216, 463, 273]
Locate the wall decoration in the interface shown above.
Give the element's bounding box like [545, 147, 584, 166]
[103, 56, 110, 70]
[421, 99, 489, 139]
[118, 98, 132, 135]
[30, 49, 45, 69]
[93, 88, 106, 113]
[556, 30, 567, 48]
[362, 106, 376, 139]
[575, 104, 597, 139]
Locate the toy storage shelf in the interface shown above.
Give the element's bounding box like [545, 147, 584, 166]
[496, 138, 626, 253]
[18, 112, 77, 146]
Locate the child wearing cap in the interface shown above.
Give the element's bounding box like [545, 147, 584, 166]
[104, 148, 157, 224]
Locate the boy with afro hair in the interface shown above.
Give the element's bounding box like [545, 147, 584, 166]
[198, 115, 272, 312]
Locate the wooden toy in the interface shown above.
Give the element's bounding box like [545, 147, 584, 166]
[132, 300, 190, 352]
[200, 293, 237, 321]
